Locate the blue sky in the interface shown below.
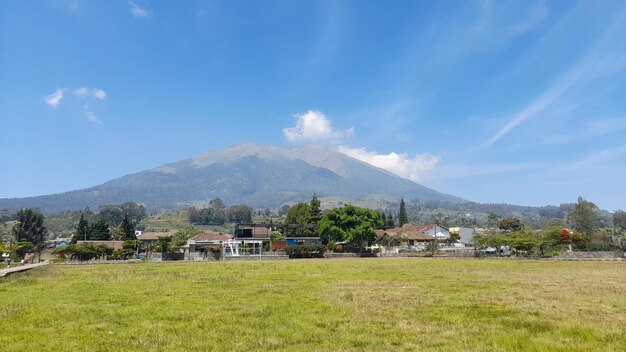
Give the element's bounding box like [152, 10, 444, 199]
[1, 0, 625, 211]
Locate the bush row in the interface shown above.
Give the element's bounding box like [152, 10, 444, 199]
[285, 244, 327, 258]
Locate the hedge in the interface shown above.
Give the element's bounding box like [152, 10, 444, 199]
[285, 244, 327, 258]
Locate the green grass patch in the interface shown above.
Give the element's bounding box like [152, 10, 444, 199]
[1, 259, 624, 351]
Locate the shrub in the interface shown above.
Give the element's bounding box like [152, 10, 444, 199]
[285, 244, 326, 258]
[208, 245, 221, 253]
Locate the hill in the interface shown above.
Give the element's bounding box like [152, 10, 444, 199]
[0, 143, 464, 212]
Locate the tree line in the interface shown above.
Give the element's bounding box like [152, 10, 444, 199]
[473, 197, 626, 255]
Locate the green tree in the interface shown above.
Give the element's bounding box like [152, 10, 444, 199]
[398, 198, 408, 226]
[487, 212, 498, 229]
[89, 219, 111, 240]
[309, 194, 322, 224]
[566, 197, 598, 236]
[98, 202, 146, 227]
[209, 198, 226, 224]
[613, 210, 626, 235]
[317, 205, 384, 250]
[504, 228, 542, 255]
[73, 214, 89, 243]
[13, 241, 35, 258]
[386, 212, 395, 228]
[497, 217, 523, 233]
[285, 202, 312, 224]
[12, 209, 47, 247]
[447, 232, 461, 244]
[154, 236, 173, 253]
[285, 202, 314, 236]
[226, 204, 254, 223]
[120, 214, 136, 240]
[473, 233, 505, 256]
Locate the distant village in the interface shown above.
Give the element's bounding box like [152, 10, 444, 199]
[3, 195, 625, 265]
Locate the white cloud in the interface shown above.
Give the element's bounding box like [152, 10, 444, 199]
[92, 89, 106, 100]
[283, 110, 353, 143]
[74, 87, 107, 100]
[84, 107, 102, 124]
[44, 89, 64, 108]
[129, 1, 151, 18]
[338, 146, 440, 183]
[74, 87, 90, 97]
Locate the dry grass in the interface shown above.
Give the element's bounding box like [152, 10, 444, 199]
[0, 259, 624, 351]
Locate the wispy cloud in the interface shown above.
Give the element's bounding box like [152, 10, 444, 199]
[307, 1, 347, 67]
[84, 107, 102, 124]
[338, 146, 439, 183]
[44, 89, 64, 108]
[283, 110, 353, 143]
[484, 66, 589, 146]
[129, 1, 151, 19]
[560, 146, 626, 171]
[485, 7, 626, 146]
[74, 87, 107, 100]
[44, 86, 107, 124]
[541, 117, 626, 144]
[434, 162, 545, 179]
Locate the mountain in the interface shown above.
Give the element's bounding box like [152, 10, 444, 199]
[0, 143, 465, 212]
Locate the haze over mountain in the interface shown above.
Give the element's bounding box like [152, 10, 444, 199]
[0, 143, 464, 212]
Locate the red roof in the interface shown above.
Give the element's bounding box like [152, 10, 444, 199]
[401, 224, 435, 232]
[375, 226, 433, 242]
[137, 231, 177, 241]
[191, 231, 231, 242]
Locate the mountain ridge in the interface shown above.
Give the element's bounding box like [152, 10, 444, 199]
[0, 143, 465, 212]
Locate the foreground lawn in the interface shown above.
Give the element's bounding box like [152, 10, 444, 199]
[0, 259, 624, 351]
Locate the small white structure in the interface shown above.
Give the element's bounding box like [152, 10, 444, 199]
[448, 227, 475, 246]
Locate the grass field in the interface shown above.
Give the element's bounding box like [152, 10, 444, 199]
[1, 259, 624, 351]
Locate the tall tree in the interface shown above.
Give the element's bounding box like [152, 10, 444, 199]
[398, 198, 408, 226]
[120, 214, 136, 240]
[566, 197, 598, 236]
[487, 212, 499, 230]
[73, 214, 90, 243]
[89, 219, 111, 240]
[242, 209, 252, 224]
[226, 204, 254, 223]
[613, 210, 626, 235]
[12, 208, 47, 246]
[209, 198, 226, 224]
[285, 203, 312, 224]
[386, 212, 395, 228]
[309, 194, 322, 224]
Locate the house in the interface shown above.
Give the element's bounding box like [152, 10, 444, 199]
[285, 237, 321, 246]
[136, 231, 177, 253]
[232, 223, 319, 255]
[23, 249, 56, 263]
[231, 224, 272, 255]
[375, 224, 435, 249]
[187, 231, 231, 252]
[402, 224, 449, 240]
[45, 237, 71, 249]
[136, 230, 177, 242]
